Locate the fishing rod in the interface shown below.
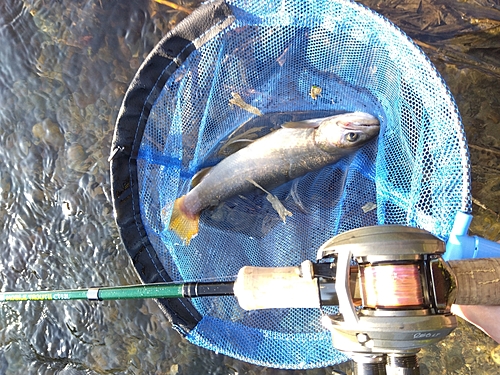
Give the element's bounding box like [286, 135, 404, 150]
[2, 225, 500, 375]
[0, 281, 234, 302]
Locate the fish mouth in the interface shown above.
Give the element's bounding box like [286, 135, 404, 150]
[343, 121, 380, 129]
[341, 121, 380, 132]
[340, 113, 380, 130]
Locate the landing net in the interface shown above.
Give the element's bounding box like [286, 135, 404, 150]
[111, 0, 470, 368]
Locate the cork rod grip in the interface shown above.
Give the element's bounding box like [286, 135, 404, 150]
[449, 258, 500, 305]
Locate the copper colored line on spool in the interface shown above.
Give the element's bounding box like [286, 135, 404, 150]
[360, 264, 424, 308]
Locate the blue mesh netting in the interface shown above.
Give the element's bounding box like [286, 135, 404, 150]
[135, 0, 470, 369]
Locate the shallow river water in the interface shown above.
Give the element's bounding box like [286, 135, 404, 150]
[0, 0, 499, 374]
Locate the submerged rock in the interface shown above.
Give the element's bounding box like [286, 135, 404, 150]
[32, 118, 65, 149]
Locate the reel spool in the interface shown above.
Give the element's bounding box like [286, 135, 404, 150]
[317, 225, 458, 374]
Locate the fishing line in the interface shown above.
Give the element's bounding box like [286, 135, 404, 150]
[360, 263, 424, 308]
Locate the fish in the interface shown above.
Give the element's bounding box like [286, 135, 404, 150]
[168, 111, 380, 244]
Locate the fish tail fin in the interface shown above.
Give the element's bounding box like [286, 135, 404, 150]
[168, 196, 199, 245]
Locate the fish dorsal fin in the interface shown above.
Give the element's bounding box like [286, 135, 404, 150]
[218, 139, 255, 157]
[218, 126, 265, 157]
[281, 117, 328, 129]
[191, 166, 212, 188]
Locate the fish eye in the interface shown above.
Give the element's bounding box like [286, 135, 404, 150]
[345, 132, 359, 142]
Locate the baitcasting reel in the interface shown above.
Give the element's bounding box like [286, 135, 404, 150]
[234, 224, 500, 374]
[316, 225, 457, 375]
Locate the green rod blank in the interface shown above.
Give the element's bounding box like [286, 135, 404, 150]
[0, 283, 185, 302]
[96, 284, 185, 300]
[0, 289, 89, 302]
[0, 282, 236, 302]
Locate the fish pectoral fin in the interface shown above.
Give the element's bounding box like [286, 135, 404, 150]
[266, 194, 292, 223]
[281, 117, 328, 129]
[288, 178, 309, 214]
[247, 178, 292, 223]
[191, 167, 212, 188]
[168, 196, 199, 245]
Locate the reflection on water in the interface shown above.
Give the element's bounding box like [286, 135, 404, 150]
[0, 0, 498, 374]
[0, 1, 192, 374]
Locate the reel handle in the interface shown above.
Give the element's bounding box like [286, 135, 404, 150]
[450, 258, 500, 305]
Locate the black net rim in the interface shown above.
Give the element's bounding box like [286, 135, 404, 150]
[110, 0, 233, 333]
